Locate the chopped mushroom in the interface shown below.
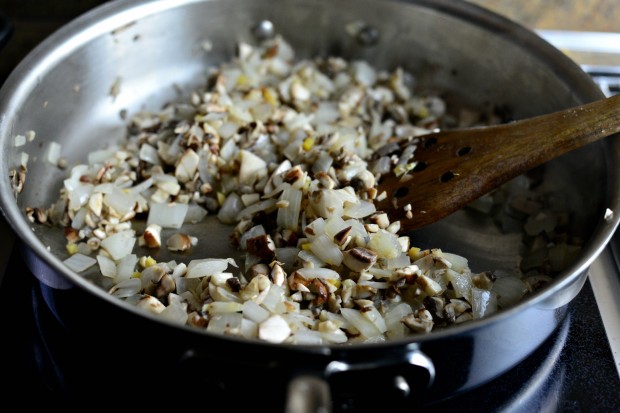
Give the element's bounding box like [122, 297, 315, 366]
[402, 309, 434, 334]
[342, 247, 378, 272]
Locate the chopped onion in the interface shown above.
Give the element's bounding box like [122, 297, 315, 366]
[184, 203, 208, 224]
[492, 276, 528, 308]
[207, 313, 243, 335]
[340, 308, 382, 338]
[243, 300, 270, 323]
[97, 254, 117, 278]
[116, 254, 138, 281]
[186, 258, 231, 278]
[47, 141, 62, 165]
[309, 234, 343, 266]
[100, 230, 136, 261]
[239, 149, 267, 185]
[109, 278, 142, 298]
[63, 253, 97, 273]
[217, 193, 243, 224]
[277, 187, 302, 231]
[147, 202, 188, 229]
[471, 288, 498, 319]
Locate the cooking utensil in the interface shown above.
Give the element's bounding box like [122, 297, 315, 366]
[1, 0, 619, 411]
[378, 93, 620, 231]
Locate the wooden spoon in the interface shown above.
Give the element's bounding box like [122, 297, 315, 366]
[376, 93, 620, 232]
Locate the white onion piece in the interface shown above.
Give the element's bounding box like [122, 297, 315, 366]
[240, 318, 259, 339]
[219, 138, 239, 161]
[147, 202, 188, 229]
[361, 305, 387, 333]
[309, 234, 343, 266]
[312, 101, 339, 125]
[384, 303, 413, 338]
[68, 184, 93, 211]
[104, 188, 135, 217]
[242, 300, 270, 323]
[303, 217, 325, 240]
[386, 253, 410, 270]
[471, 288, 498, 319]
[139, 143, 160, 165]
[258, 315, 291, 343]
[357, 279, 389, 289]
[152, 173, 181, 195]
[274, 247, 299, 269]
[116, 254, 138, 281]
[340, 308, 382, 338]
[352, 60, 377, 87]
[186, 258, 231, 278]
[309, 189, 344, 219]
[93, 182, 115, 194]
[298, 250, 326, 268]
[207, 313, 243, 335]
[217, 193, 243, 224]
[175, 149, 200, 183]
[184, 203, 208, 224]
[239, 225, 266, 250]
[205, 302, 245, 314]
[277, 187, 302, 231]
[311, 151, 334, 174]
[368, 230, 401, 259]
[218, 122, 239, 139]
[442, 253, 469, 272]
[261, 284, 286, 313]
[160, 299, 188, 324]
[366, 267, 395, 279]
[71, 207, 88, 230]
[63, 253, 97, 273]
[237, 199, 276, 221]
[445, 269, 474, 303]
[239, 149, 267, 185]
[323, 216, 349, 239]
[295, 267, 340, 280]
[100, 230, 136, 260]
[97, 254, 117, 278]
[320, 329, 348, 344]
[129, 177, 153, 195]
[109, 278, 142, 298]
[292, 328, 324, 345]
[47, 141, 62, 165]
[88, 147, 118, 165]
[492, 276, 528, 308]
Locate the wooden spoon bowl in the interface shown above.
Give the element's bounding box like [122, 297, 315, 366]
[376, 93, 620, 232]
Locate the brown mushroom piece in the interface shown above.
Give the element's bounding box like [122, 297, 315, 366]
[342, 247, 377, 272]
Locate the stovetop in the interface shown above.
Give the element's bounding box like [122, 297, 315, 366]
[1, 4, 620, 411]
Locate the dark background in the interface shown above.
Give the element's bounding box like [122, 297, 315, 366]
[0, 1, 109, 83]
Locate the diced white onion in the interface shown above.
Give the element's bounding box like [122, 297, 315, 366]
[97, 254, 117, 278]
[340, 308, 382, 338]
[47, 141, 62, 165]
[186, 258, 231, 278]
[100, 230, 136, 261]
[147, 202, 188, 229]
[309, 234, 343, 266]
[492, 276, 528, 308]
[295, 267, 340, 280]
[63, 253, 97, 273]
